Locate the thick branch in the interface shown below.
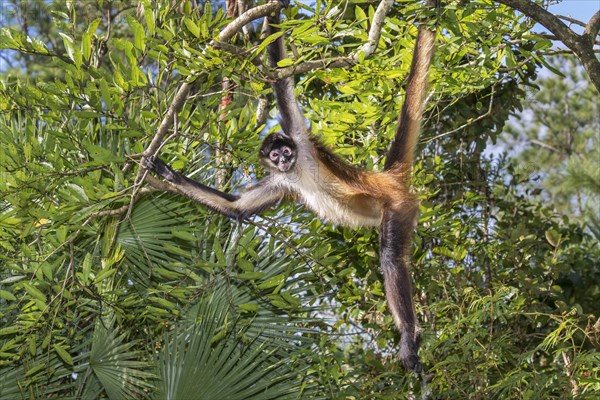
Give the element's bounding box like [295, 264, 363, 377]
[583, 11, 600, 46]
[497, 0, 600, 92]
[218, 1, 283, 42]
[354, 0, 394, 61]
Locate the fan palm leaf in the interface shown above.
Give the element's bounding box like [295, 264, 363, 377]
[87, 313, 155, 399]
[154, 283, 317, 400]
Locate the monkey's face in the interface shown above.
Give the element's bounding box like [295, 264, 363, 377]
[260, 133, 297, 172]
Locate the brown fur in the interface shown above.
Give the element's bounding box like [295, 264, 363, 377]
[310, 135, 415, 208]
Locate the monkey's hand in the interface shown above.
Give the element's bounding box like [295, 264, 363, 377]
[143, 156, 179, 183]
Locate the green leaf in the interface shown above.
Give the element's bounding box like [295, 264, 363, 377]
[171, 229, 196, 241]
[144, 4, 155, 35]
[53, 343, 74, 365]
[82, 32, 92, 62]
[545, 229, 561, 247]
[0, 290, 16, 301]
[58, 32, 81, 69]
[505, 47, 516, 69]
[85, 143, 123, 163]
[257, 274, 285, 290]
[254, 31, 283, 56]
[183, 17, 200, 38]
[86, 18, 102, 35]
[277, 58, 294, 67]
[149, 296, 176, 310]
[24, 363, 46, 377]
[99, 78, 112, 110]
[237, 272, 266, 280]
[94, 268, 116, 283]
[355, 6, 368, 30]
[82, 253, 92, 285]
[0, 326, 21, 336]
[163, 243, 190, 256]
[237, 259, 254, 272]
[126, 15, 145, 52]
[22, 283, 46, 302]
[238, 303, 259, 313]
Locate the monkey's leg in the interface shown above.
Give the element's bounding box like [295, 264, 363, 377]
[380, 207, 421, 372]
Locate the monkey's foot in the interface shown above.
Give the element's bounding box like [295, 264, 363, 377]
[400, 339, 422, 373]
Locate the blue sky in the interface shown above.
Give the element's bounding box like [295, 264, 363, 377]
[541, 1, 599, 34]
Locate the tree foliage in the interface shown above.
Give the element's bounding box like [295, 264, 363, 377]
[0, 1, 598, 398]
[505, 56, 600, 234]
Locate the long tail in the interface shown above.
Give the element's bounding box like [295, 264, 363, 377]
[384, 4, 437, 172]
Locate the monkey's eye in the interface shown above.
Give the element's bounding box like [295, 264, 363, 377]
[269, 150, 279, 161]
[282, 147, 292, 157]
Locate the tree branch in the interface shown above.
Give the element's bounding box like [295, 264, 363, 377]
[537, 33, 600, 47]
[557, 14, 586, 28]
[583, 11, 600, 46]
[496, 0, 600, 92]
[141, 82, 192, 164]
[354, 0, 395, 62]
[274, 56, 354, 79]
[218, 1, 283, 42]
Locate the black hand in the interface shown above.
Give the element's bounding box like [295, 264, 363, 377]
[144, 156, 178, 183]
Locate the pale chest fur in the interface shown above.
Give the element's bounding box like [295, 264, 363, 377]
[274, 162, 383, 228]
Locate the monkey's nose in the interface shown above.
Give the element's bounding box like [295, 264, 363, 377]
[279, 161, 291, 172]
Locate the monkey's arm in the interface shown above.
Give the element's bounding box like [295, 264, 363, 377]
[144, 157, 285, 220]
[266, 10, 307, 138]
[380, 205, 421, 372]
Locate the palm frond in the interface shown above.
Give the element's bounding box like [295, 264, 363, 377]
[88, 313, 155, 399]
[154, 283, 317, 400]
[118, 197, 200, 283]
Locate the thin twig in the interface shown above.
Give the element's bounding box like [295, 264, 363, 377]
[556, 14, 586, 28]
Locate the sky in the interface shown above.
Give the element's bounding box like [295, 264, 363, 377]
[541, 1, 599, 35]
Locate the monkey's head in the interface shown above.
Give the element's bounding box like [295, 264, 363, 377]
[259, 132, 297, 172]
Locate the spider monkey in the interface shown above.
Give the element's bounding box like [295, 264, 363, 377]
[145, 4, 436, 372]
